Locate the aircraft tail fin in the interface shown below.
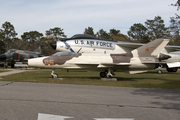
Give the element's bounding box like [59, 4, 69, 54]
[132, 39, 169, 57]
[34, 45, 43, 54]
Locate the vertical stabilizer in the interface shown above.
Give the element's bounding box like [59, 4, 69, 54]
[132, 39, 169, 57]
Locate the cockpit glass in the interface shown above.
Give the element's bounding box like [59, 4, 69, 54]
[52, 52, 78, 56]
[5, 49, 16, 54]
[52, 52, 69, 56]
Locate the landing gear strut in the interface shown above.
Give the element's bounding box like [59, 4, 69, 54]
[157, 64, 162, 74]
[107, 68, 113, 78]
[100, 68, 115, 78]
[51, 69, 58, 79]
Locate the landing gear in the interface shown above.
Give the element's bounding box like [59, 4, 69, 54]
[100, 72, 106, 78]
[100, 68, 115, 78]
[157, 64, 163, 74]
[107, 68, 113, 78]
[11, 64, 15, 68]
[157, 69, 162, 74]
[51, 69, 58, 79]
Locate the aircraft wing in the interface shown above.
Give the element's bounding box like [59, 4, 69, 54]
[116, 41, 143, 49]
[165, 45, 180, 53]
[116, 41, 180, 53]
[74, 62, 131, 68]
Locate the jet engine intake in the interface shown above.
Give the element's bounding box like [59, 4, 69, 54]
[157, 53, 171, 61]
[13, 53, 24, 61]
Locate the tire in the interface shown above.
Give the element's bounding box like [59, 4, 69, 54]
[157, 70, 162, 74]
[100, 72, 106, 78]
[52, 74, 58, 79]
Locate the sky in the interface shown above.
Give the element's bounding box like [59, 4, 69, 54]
[0, 0, 179, 38]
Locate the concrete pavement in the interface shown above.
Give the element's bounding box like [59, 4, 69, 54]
[0, 81, 179, 120]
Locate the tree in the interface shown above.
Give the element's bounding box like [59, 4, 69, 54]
[0, 41, 5, 54]
[169, 0, 180, 45]
[145, 16, 170, 40]
[21, 31, 43, 50]
[170, 15, 180, 45]
[84, 27, 95, 36]
[40, 37, 56, 56]
[171, 0, 180, 10]
[109, 28, 120, 37]
[112, 34, 129, 42]
[45, 27, 66, 40]
[0, 21, 17, 50]
[96, 29, 110, 39]
[127, 23, 150, 43]
[21, 31, 43, 42]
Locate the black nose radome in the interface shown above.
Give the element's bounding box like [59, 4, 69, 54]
[0, 54, 7, 60]
[50, 42, 57, 50]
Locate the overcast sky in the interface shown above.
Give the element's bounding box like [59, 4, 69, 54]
[0, 0, 178, 38]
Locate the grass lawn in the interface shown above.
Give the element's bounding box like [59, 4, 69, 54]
[0, 69, 180, 89]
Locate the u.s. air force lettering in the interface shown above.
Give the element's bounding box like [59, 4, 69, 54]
[74, 40, 115, 50]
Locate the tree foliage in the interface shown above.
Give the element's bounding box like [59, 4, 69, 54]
[171, 0, 180, 10]
[21, 31, 43, 51]
[128, 23, 150, 43]
[145, 16, 170, 40]
[109, 28, 120, 37]
[170, 0, 180, 45]
[0, 21, 17, 50]
[96, 29, 110, 39]
[21, 31, 43, 42]
[84, 27, 95, 36]
[45, 27, 66, 40]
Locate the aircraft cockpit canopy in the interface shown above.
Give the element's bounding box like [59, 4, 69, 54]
[71, 34, 97, 39]
[52, 52, 78, 56]
[5, 49, 17, 54]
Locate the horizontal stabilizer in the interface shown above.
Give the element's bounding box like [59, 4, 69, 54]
[167, 62, 180, 68]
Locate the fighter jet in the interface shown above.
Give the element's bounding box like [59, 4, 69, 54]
[0, 46, 43, 68]
[29, 39, 170, 78]
[50, 34, 180, 54]
[50, 34, 180, 72]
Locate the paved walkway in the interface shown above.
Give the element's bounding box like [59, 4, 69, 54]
[0, 69, 27, 77]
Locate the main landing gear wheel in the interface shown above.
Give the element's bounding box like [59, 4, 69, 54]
[51, 69, 58, 79]
[100, 68, 115, 78]
[100, 72, 106, 78]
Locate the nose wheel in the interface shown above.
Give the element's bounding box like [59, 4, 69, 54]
[51, 69, 58, 79]
[157, 64, 163, 74]
[157, 69, 162, 74]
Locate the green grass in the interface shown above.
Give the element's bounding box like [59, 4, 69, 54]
[0, 69, 180, 89]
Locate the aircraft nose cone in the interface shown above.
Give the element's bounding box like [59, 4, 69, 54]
[50, 42, 56, 50]
[0, 54, 7, 60]
[28, 57, 48, 68]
